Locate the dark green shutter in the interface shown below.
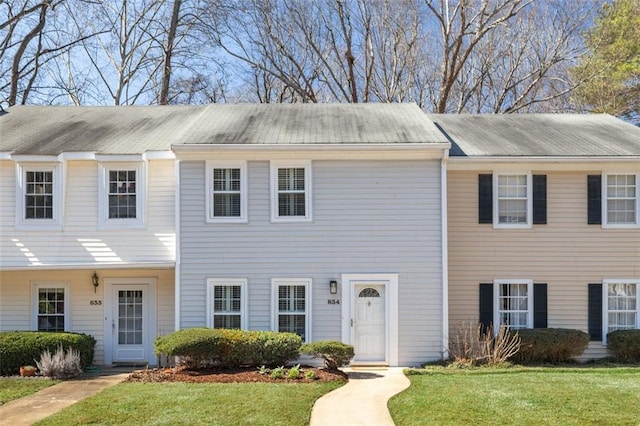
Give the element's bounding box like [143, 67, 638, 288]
[479, 283, 494, 331]
[478, 174, 493, 224]
[532, 175, 547, 224]
[587, 175, 602, 225]
[533, 283, 548, 328]
[588, 283, 603, 341]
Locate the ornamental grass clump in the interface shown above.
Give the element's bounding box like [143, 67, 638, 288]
[36, 345, 82, 379]
[448, 321, 520, 367]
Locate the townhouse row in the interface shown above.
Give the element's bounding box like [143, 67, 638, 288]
[1, 104, 638, 366]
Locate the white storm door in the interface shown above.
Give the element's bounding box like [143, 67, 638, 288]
[111, 284, 152, 363]
[353, 284, 386, 362]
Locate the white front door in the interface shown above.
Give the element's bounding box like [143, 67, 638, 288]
[353, 284, 386, 362]
[104, 278, 156, 365]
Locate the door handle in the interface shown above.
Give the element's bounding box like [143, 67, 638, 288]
[350, 319, 354, 327]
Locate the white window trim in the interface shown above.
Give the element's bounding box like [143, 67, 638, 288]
[493, 279, 533, 334]
[206, 278, 248, 329]
[602, 279, 640, 344]
[602, 173, 640, 228]
[271, 278, 312, 342]
[493, 172, 532, 229]
[205, 161, 248, 223]
[16, 162, 64, 230]
[270, 161, 312, 223]
[31, 282, 71, 332]
[98, 161, 146, 229]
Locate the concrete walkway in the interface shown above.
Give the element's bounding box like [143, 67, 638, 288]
[310, 367, 410, 426]
[0, 369, 129, 426]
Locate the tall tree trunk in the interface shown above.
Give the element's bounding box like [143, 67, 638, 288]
[160, 0, 181, 105]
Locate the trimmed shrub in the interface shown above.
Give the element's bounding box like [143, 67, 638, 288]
[607, 330, 640, 362]
[154, 328, 303, 368]
[512, 328, 589, 364]
[300, 340, 354, 370]
[253, 331, 303, 367]
[0, 331, 95, 376]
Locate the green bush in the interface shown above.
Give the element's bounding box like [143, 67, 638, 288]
[607, 330, 640, 362]
[0, 331, 95, 376]
[511, 328, 589, 364]
[154, 328, 303, 368]
[300, 340, 354, 370]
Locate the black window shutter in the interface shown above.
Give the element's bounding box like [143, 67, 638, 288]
[479, 283, 494, 331]
[478, 174, 493, 224]
[587, 175, 602, 225]
[532, 175, 547, 224]
[533, 283, 548, 328]
[588, 283, 603, 341]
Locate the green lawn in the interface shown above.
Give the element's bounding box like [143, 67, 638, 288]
[0, 378, 60, 404]
[389, 366, 640, 425]
[35, 381, 343, 426]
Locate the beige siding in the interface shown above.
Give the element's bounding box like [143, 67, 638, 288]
[448, 170, 640, 358]
[0, 268, 174, 365]
[0, 159, 175, 268]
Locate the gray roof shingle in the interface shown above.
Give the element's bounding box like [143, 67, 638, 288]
[0, 104, 448, 155]
[428, 114, 640, 157]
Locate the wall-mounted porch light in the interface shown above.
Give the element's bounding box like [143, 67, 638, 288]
[329, 280, 338, 294]
[92, 271, 99, 293]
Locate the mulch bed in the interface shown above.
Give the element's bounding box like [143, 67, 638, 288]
[126, 365, 347, 384]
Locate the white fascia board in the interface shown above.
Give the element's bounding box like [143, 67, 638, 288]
[95, 154, 144, 162]
[11, 155, 61, 162]
[61, 152, 96, 161]
[0, 262, 175, 271]
[0, 152, 13, 160]
[449, 156, 640, 171]
[172, 142, 451, 153]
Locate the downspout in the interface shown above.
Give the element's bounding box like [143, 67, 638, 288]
[441, 149, 449, 359]
[174, 158, 181, 332]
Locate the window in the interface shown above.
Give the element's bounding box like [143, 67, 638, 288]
[270, 161, 312, 222]
[207, 279, 247, 329]
[604, 280, 639, 335]
[16, 163, 63, 229]
[272, 278, 311, 341]
[206, 161, 247, 223]
[605, 174, 638, 226]
[32, 283, 69, 332]
[494, 280, 533, 333]
[480, 173, 545, 227]
[99, 162, 146, 228]
[494, 174, 532, 227]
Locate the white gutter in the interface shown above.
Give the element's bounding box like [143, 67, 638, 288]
[449, 155, 640, 163]
[0, 262, 175, 271]
[441, 149, 450, 359]
[172, 143, 451, 153]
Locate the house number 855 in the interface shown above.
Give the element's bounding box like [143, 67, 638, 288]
[90, 300, 102, 306]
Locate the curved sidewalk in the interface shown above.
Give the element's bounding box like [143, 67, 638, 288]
[0, 370, 129, 426]
[310, 367, 410, 426]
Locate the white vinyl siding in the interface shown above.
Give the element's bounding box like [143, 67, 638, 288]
[604, 174, 639, 227]
[16, 162, 63, 230]
[604, 280, 640, 337]
[179, 160, 444, 365]
[494, 173, 532, 228]
[206, 161, 247, 223]
[98, 162, 146, 229]
[207, 278, 248, 329]
[494, 279, 533, 333]
[271, 279, 311, 342]
[270, 161, 312, 222]
[32, 282, 70, 332]
[1, 160, 175, 268]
